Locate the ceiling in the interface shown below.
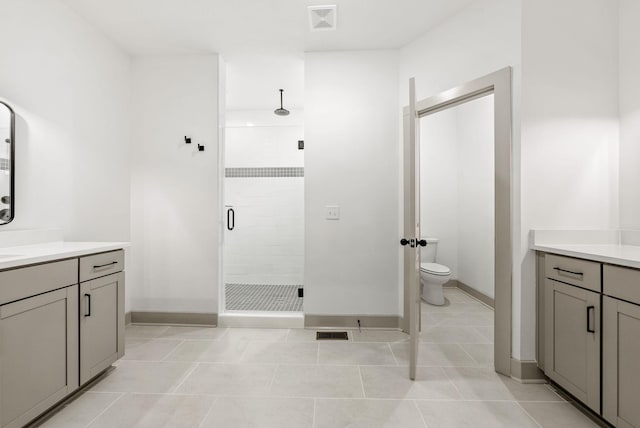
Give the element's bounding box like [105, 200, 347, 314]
[59, 0, 476, 110]
[60, 0, 475, 56]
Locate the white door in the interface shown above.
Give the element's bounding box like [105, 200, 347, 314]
[402, 78, 423, 380]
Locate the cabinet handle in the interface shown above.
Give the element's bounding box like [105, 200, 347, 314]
[553, 267, 584, 277]
[93, 261, 118, 269]
[84, 293, 91, 317]
[586, 305, 595, 333]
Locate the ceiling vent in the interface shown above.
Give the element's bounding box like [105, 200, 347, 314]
[308, 5, 337, 32]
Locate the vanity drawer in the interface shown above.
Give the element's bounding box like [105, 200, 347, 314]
[545, 254, 601, 292]
[80, 250, 124, 283]
[604, 265, 640, 305]
[0, 259, 78, 305]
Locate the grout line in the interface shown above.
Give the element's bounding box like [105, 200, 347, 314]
[169, 362, 200, 394]
[83, 392, 561, 401]
[87, 391, 217, 396]
[268, 365, 279, 392]
[414, 399, 429, 428]
[357, 365, 367, 398]
[515, 401, 544, 428]
[388, 343, 400, 366]
[316, 341, 320, 364]
[237, 340, 252, 363]
[197, 396, 218, 428]
[215, 327, 230, 341]
[83, 392, 125, 427]
[440, 366, 464, 400]
[457, 343, 482, 367]
[160, 339, 185, 362]
[312, 398, 317, 428]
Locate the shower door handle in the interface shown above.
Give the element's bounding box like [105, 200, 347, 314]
[227, 208, 235, 231]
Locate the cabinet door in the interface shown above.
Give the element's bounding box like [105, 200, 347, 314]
[0, 285, 79, 428]
[603, 296, 640, 428]
[544, 278, 600, 413]
[80, 272, 125, 385]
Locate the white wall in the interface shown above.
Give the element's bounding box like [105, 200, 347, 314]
[419, 96, 494, 299]
[400, 0, 522, 102]
[305, 50, 400, 316]
[520, 0, 619, 359]
[457, 96, 495, 298]
[130, 55, 219, 314]
[618, 0, 640, 229]
[0, 0, 131, 242]
[223, 110, 304, 286]
[225, 55, 304, 110]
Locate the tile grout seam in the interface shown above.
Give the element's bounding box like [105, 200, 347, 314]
[356, 365, 367, 399]
[170, 362, 200, 393]
[413, 399, 429, 428]
[514, 401, 544, 428]
[82, 392, 126, 428]
[196, 396, 219, 428]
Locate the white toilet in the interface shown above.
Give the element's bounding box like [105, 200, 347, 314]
[419, 237, 451, 306]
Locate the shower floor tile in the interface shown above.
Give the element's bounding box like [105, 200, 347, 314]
[225, 283, 303, 312]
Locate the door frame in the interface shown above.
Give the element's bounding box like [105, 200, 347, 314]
[402, 67, 513, 376]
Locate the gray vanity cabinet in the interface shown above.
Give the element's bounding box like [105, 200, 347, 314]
[0, 261, 79, 428]
[79, 251, 125, 385]
[545, 279, 601, 413]
[544, 255, 601, 414]
[603, 265, 640, 428]
[539, 252, 640, 426]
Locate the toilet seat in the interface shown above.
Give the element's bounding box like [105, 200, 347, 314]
[419, 262, 451, 276]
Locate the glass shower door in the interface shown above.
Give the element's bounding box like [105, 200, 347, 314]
[223, 119, 304, 313]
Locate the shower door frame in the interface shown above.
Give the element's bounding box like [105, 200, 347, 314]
[217, 121, 306, 327]
[402, 67, 513, 377]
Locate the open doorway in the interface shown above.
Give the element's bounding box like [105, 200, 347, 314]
[403, 68, 512, 377]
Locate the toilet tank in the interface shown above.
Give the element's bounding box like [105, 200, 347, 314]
[421, 237, 439, 263]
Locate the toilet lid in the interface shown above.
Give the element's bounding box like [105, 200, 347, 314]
[420, 262, 451, 276]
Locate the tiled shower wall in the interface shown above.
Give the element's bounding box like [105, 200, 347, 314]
[223, 111, 304, 285]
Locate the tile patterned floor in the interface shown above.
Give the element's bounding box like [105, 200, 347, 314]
[36, 288, 600, 427]
[225, 283, 303, 312]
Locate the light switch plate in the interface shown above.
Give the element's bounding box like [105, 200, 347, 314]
[325, 205, 340, 220]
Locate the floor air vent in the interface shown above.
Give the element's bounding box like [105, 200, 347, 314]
[316, 331, 348, 340]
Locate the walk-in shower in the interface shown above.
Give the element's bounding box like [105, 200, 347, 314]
[222, 110, 304, 315]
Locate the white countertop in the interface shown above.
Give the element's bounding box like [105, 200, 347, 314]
[0, 241, 129, 270]
[530, 230, 640, 269]
[531, 243, 640, 269]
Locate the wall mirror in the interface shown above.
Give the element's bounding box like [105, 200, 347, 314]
[0, 101, 15, 224]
